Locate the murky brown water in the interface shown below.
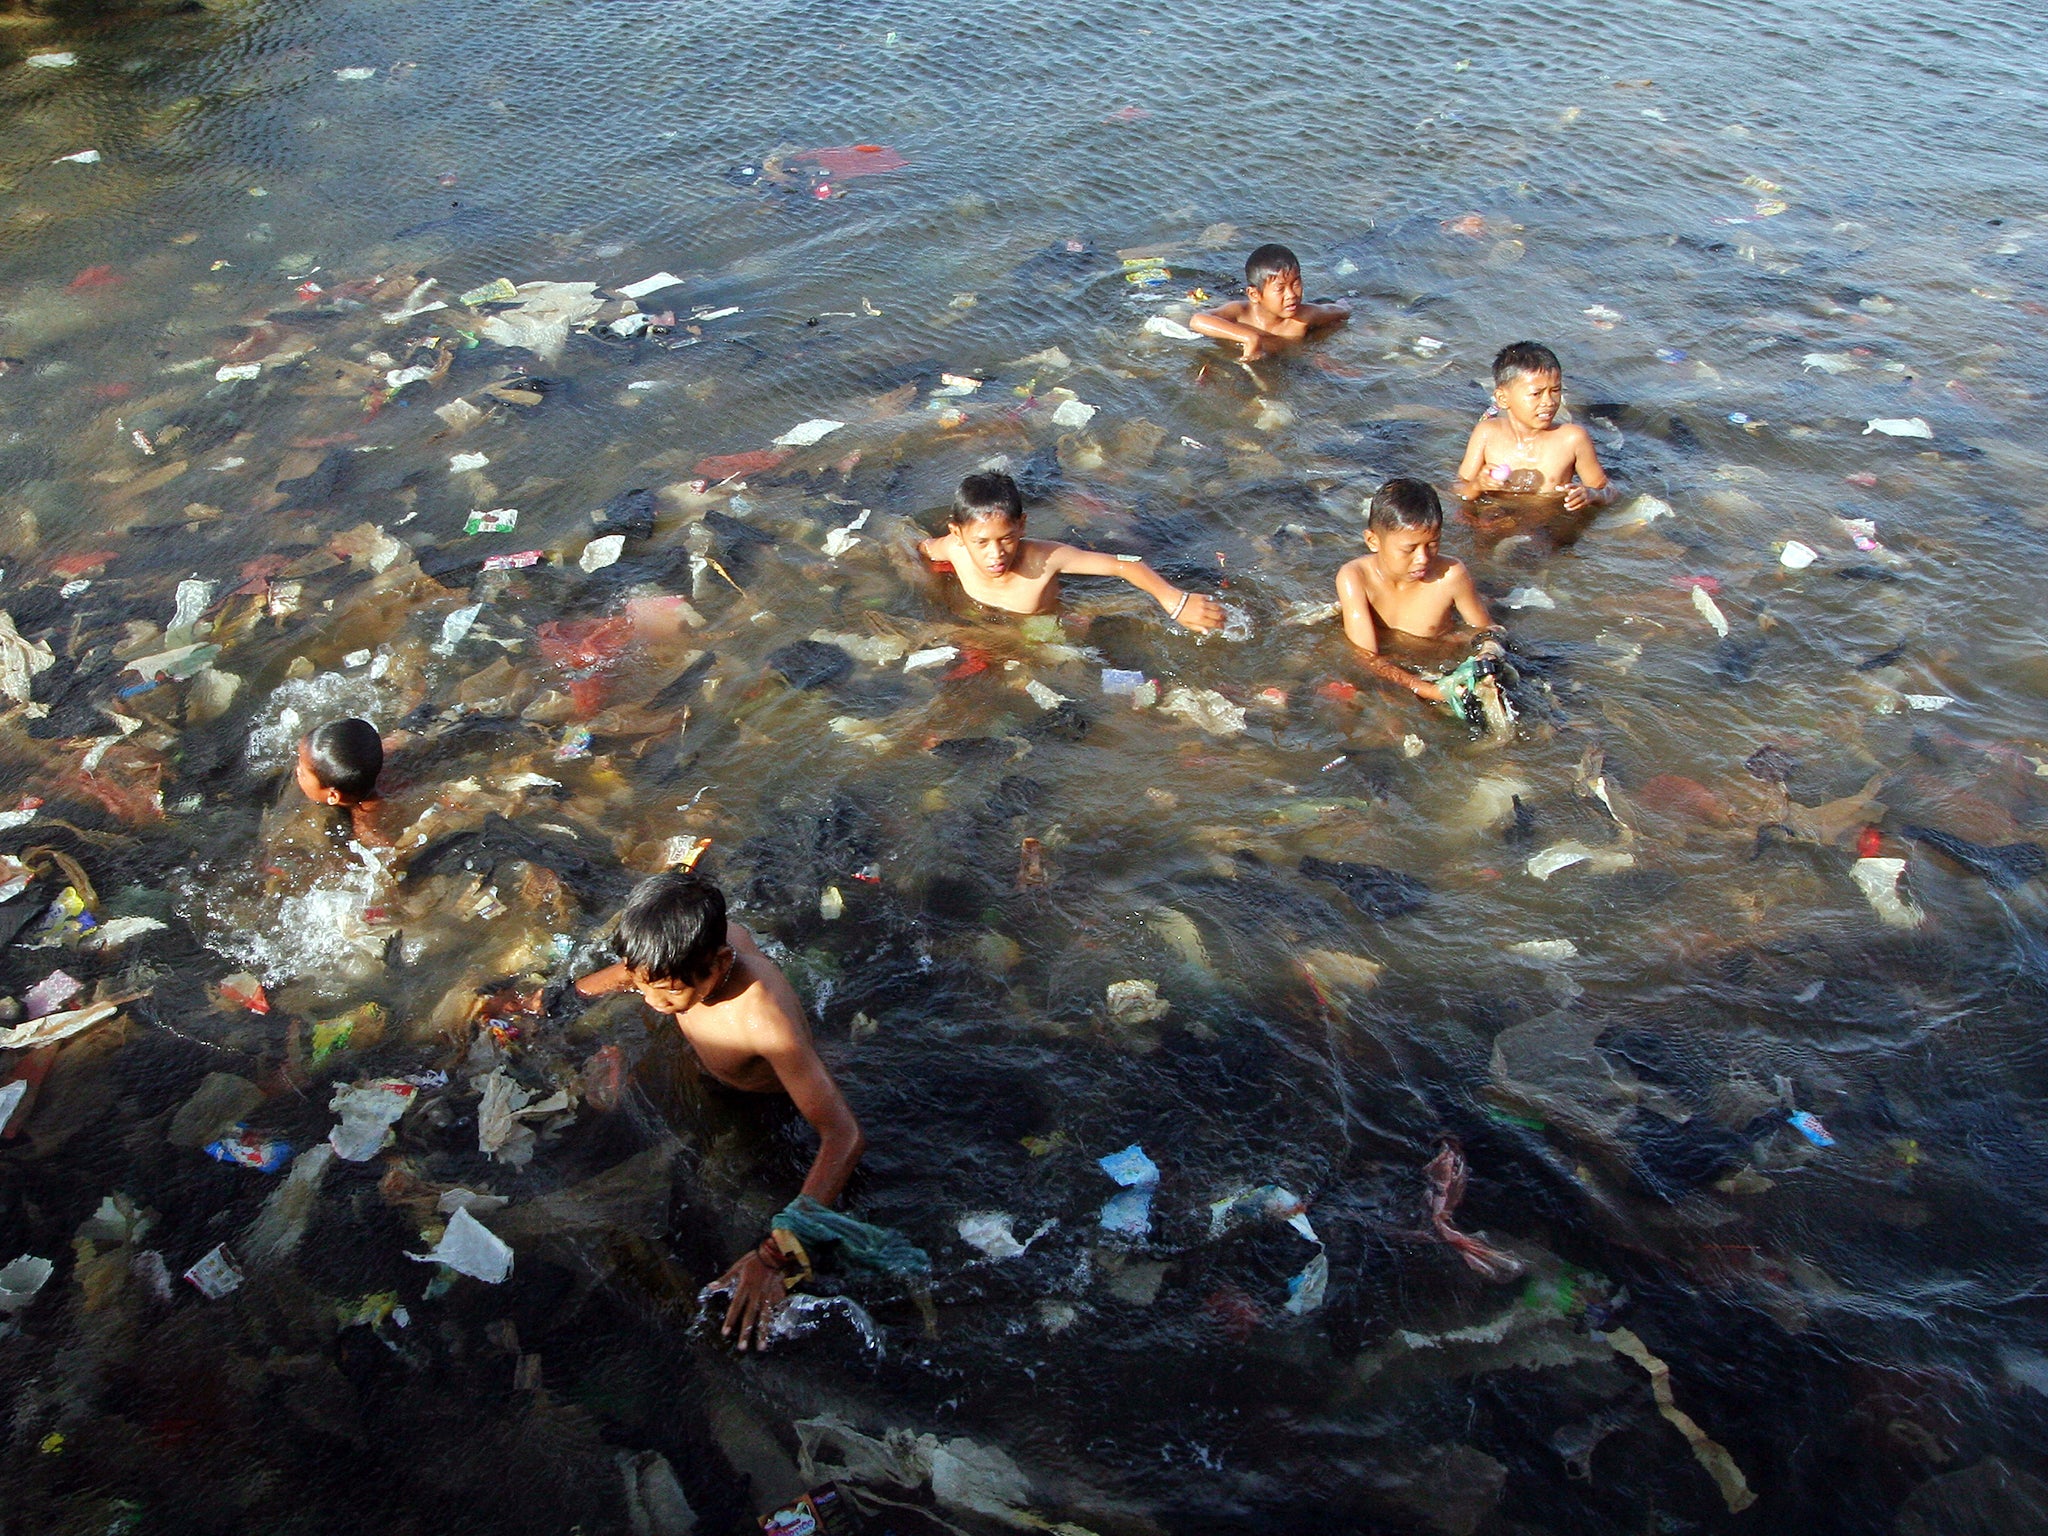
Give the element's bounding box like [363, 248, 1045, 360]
[3, 0, 2048, 1532]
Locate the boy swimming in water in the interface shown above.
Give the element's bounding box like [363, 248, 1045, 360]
[1453, 341, 1613, 510]
[1189, 243, 1350, 363]
[575, 872, 866, 1352]
[292, 717, 387, 845]
[1336, 478, 1508, 721]
[919, 470, 1227, 631]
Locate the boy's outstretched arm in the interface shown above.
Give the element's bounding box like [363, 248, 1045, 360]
[1188, 301, 1269, 362]
[715, 1029, 866, 1351]
[1302, 301, 1351, 334]
[1050, 546, 1227, 631]
[1562, 428, 1613, 511]
[1451, 421, 1491, 501]
[1337, 563, 1445, 704]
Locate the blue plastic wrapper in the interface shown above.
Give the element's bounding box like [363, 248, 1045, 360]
[1788, 1110, 1836, 1148]
[204, 1126, 293, 1173]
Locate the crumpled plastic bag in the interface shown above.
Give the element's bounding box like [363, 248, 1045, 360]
[1158, 686, 1245, 736]
[475, 1066, 572, 1167]
[0, 611, 54, 705]
[475, 281, 604, 361]
[795, 1416, 1040, 1528]
[327, 1078, 419, 1161]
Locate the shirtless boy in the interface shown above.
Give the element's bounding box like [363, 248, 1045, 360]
[1453, 341, 1613, 511]
[1336, 477, 1501, 713]
[919, 470, 1226, 631]
[1189, 243, 1350, 362]
[576, 872, 865, 1351]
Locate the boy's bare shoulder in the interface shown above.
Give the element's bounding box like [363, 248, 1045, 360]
[1335, 554, 1376, 591]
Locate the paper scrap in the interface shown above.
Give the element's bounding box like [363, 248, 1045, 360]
[1604, 1328, 1758, 1513]
[615, 271, 684, 300]
[773, 419, 845, 448]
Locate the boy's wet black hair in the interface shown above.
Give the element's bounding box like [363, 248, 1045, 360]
[305, 718, 383, 799]
[613, 872, 728, 986]
[1367, 477, 1444, 535]
[1493, 340, 1562, 386]
[951, 470, 1024, 527]
[1245, 243, 1301, 289]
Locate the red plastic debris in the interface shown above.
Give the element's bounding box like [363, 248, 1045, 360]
[943, 649, 990, 681]
[66, 265, 121, 291]
[691, 449, 788, 482]
[1857, 825, 1883, 858]
[51, 551, 118, 578]
[796, 144, 907, 178]
[1669, 574, 1721, 593]
[1845, 472, 1879, 487]
[1316, 680, 1359, 704]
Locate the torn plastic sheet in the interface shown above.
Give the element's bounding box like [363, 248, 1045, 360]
[1602, 1327, 1757, 1512]
[0, 1001, 121, 1051]
[1526, 841, 1635, 881]
[956, 1211, 1056, 1260]
[0, 1254, 54, 1315]
[406, 1206, 513, 1283]
[1851, 856, 1924, 928]
[1691, 584, 1729, 637]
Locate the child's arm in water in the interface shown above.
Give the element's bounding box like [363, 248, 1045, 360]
[1299, 299, 1351, 336]
[711, 944, 866, 1352]
[1451, 418, 1495, 502]
[1337, 562, 1446, 704]
[1045, 545, 1228, 631]
[1188, 299, 1275, 362]
[1560, 425, 1614, 511]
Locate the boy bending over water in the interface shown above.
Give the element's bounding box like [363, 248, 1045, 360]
[920, 470, 1226, 631]
[1337, 478, 1507, 720]
[1454, 341, 1613, 511]
[576, 873, 866, 1350]
[1190, 243, 1350, 363]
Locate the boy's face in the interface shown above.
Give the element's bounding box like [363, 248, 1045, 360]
[295, 738, 349, 807]
[628, 954, 729, 1016]
[954, 512, 1024, 578]
[1365, 526, 1439, 582]
[1495, 368, 1564, 431]
[1248, 269, 1303, 321]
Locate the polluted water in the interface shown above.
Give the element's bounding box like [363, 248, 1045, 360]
[3, 1, 2048, 1533]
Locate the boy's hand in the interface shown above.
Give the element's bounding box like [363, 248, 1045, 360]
[713, 1248, 787, 1351]
[1170, 592, 1228, 631]
[1413, 680, 1447, 705]
[1238, 335, 1267, 363]
[1562, 484, 1591, 512]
